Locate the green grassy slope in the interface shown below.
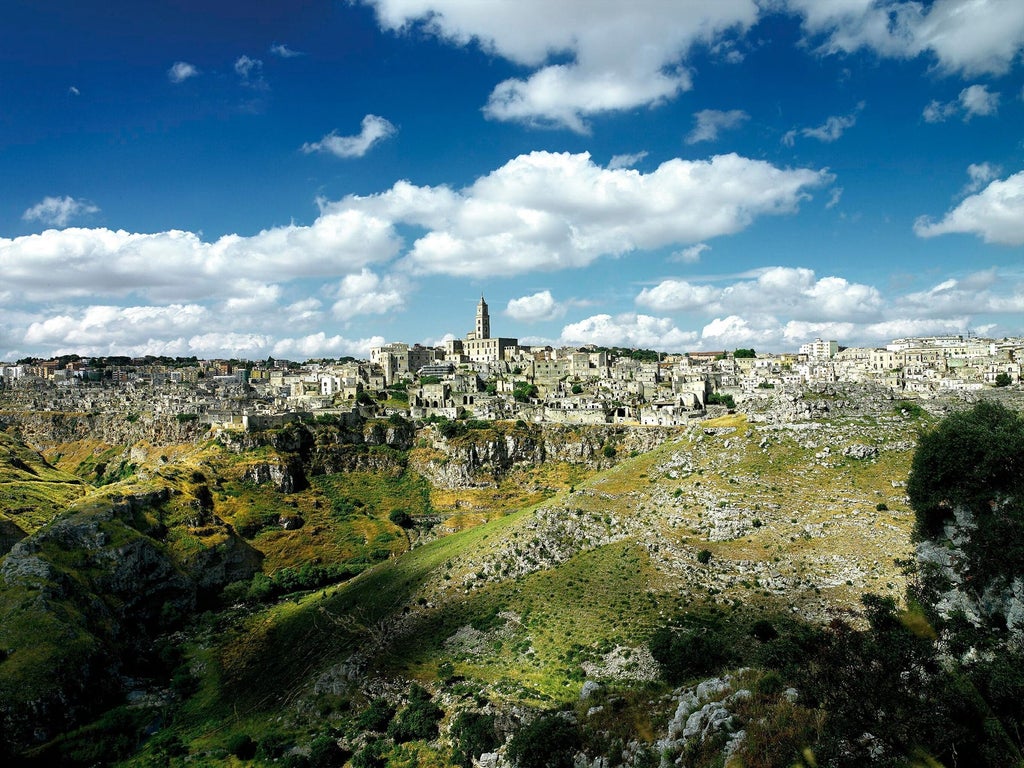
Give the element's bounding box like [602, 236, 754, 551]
[143, 408, 922, 761]
[0, 430, 86, 539]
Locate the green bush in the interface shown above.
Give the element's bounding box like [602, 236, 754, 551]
[451, 711, 499, 768]
[227, 733, 257, 760]
[649, 625, 730, 684]
[387, 684, 443, 742]
[706, 392, 736, 408]
[507, 714, 580, 768]
[356, 698, 395, 732]
[907, 401, 1024, 544]
[351, 739, 387, 768]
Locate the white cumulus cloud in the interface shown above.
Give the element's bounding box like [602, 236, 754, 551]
[790, 0, 1024, 76]
[636, 280, 720, 312]
[959, 83, 1000, 117]
[962, 162, 1001, 195]
[637, 267, 883, 322]
[303, 115, 398, 158]
[167, 61, 199, 83]
[272, 333, 386, 360]
[608, 151, 648, 170]
[783, 103, 863, 145]
[331, 269, 408, 317]
[362, 0, 760, 132]
[333, 151, 829, 277]
[560, 313, 696, 349]
[270, 43, 303, 58]
[670, 243, 710, 263]
[506, 290, 564, 322]
[914, 170, 1024, 244]
[22, 196, 100, 228]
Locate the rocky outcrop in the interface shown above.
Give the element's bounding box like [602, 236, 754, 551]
[0, 410, 207, 449]
[414, 424, 680, 488]
[243, 460, 302, 493]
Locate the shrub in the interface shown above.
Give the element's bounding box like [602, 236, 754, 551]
[893, 400, 925, 419]
[876, 502, 889, 511]
[356, 699, 395, 732]
[907, 401, 1024, 542]
[506, 714, 580, 768]
[697, 549, 712, 565]
[706, 392, 736, 408]
[751, 619, 779, 642]
[602, 444, 617, 459]
[451, 711, 499, 768]
[387, 684, 443, 742]
[308, 733, 347, 768]
[351, 739, 387, 768]
[649, 625, 730, 683]
[227, 733, 257, 760]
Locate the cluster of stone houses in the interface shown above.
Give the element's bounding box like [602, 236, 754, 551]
[2, 297, 1021, 428]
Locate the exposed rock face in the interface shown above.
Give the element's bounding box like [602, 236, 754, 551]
[243, 460, 301, 493]
[917, 505, 1024, 645]
[660, 673, 755, 764]
[0, 410, 207, 449]
[414, 424, 680, 488]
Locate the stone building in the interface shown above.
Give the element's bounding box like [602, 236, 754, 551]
[464, 295, 520, 364]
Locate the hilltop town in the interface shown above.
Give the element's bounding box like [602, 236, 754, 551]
[2, 295, 1021, 428]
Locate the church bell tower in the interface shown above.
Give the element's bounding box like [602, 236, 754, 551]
[475, 295, 490, 340]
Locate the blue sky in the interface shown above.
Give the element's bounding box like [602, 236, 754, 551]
[2, 0, 1023, 361]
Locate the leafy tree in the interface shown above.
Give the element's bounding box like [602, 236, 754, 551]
[734, 348, 756, 358]
[706, 392, 735, 408]
[507, 714, 580, 768]
[906, 401, 1024, 541]
[513, 382, 538, 402]
[387, 684, 443, 742]
[356, 699, 396, 732]
[797, 595, 1002, 767]
[995, 372, 1012, 387]
[451, 711, 499, 768]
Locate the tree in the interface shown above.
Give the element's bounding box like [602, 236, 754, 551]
[506, 714, 580, 768]
[513, 382, 538, 402]
[995, 372, 1012, 387]
[387, 684, 443, 742]
[451, 712, 499, 768]
[906, 401, 1024, 540]
[734, 348, 756, 358]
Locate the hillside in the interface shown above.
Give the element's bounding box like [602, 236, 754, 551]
[2, 389, 1011, 766]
